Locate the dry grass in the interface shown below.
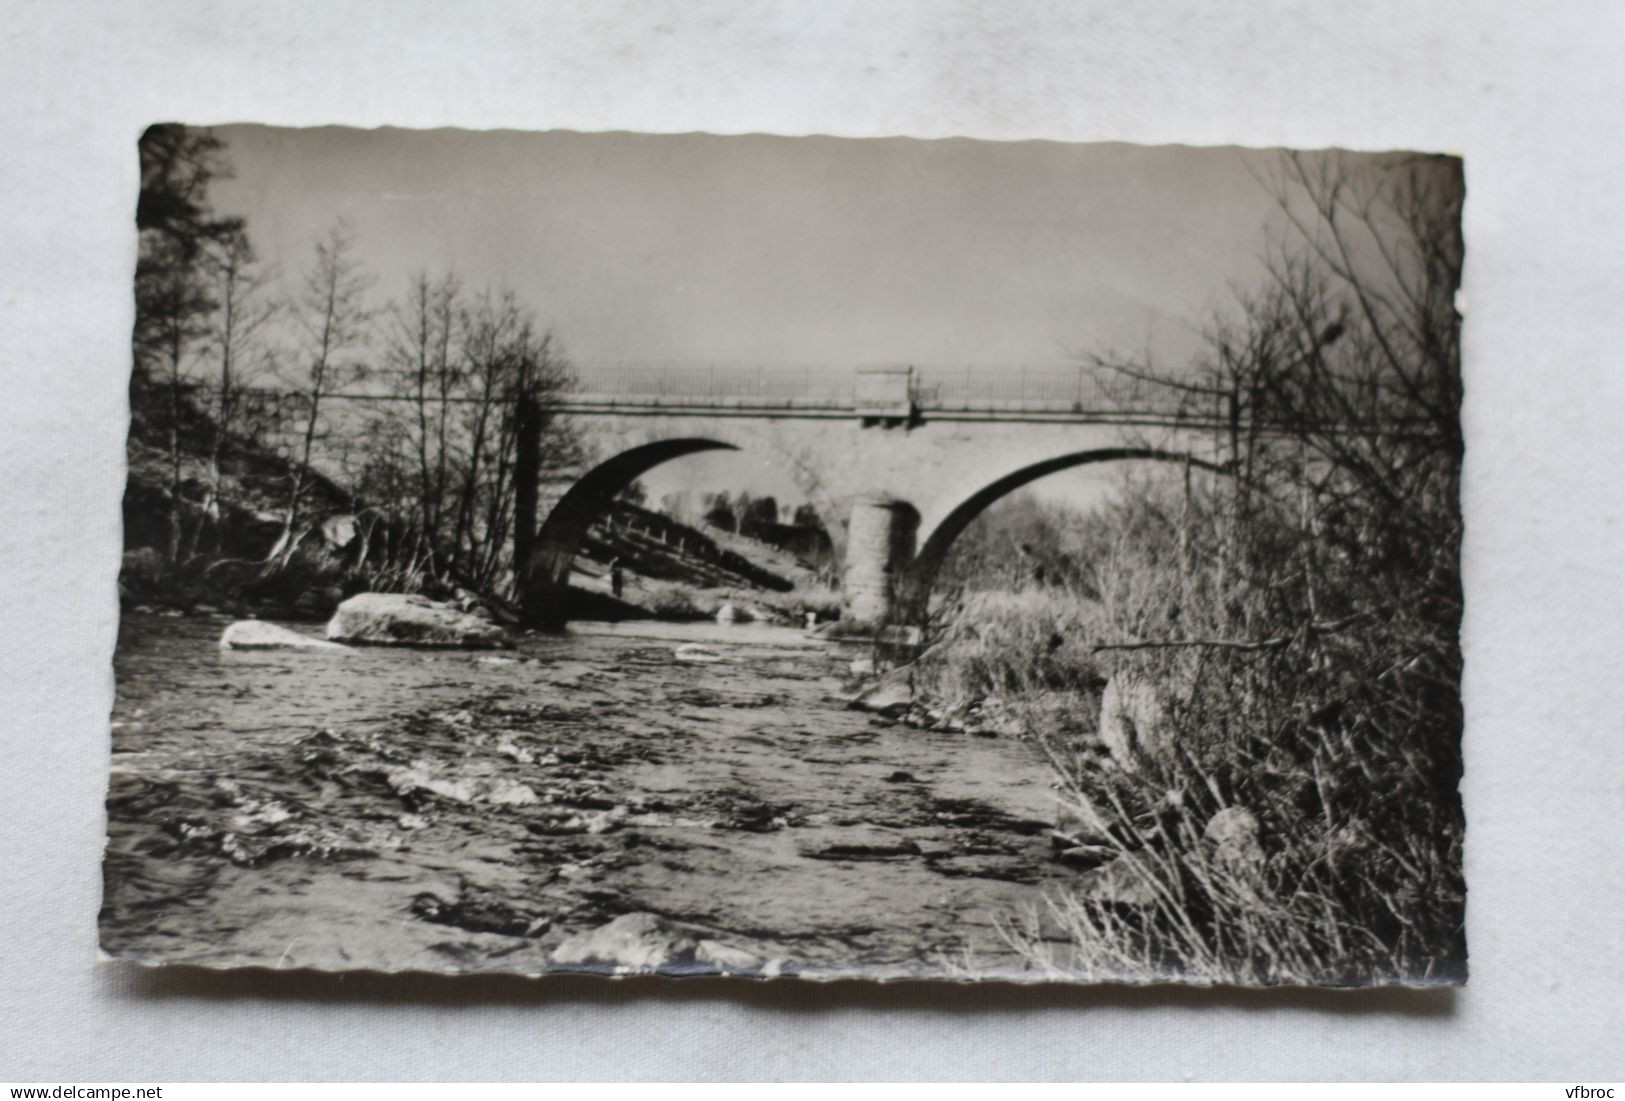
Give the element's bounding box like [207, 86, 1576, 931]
[926, 471, 1465, 986]
[1008, 670, 1468, 986]
[916, 588, 1108, 701]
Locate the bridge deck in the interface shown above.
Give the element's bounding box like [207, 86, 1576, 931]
[201, 363, 1260, 428]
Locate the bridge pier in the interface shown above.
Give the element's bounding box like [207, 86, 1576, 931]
[840, 496, 920, 628]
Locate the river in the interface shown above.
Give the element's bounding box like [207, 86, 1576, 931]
[102, 612, 1070, 980]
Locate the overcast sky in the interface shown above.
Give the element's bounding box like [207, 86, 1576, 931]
[209, 126, 1310, 364]
[204, 126, 1317, 509]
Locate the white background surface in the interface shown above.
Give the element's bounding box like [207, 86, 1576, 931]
[2, 0, 1622, 1082]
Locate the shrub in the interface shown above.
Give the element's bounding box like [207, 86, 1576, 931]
[976, 151, 1468, 985]
[915, 587, 1108, 703]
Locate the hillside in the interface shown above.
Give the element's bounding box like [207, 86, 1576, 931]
[568, 502, 840, 624]
[120, 383, 837, 624]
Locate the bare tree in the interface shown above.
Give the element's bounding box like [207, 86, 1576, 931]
[439, 291, 569, 585]
[271, 221, 373, 566]
[448, 290, 523, 576]
[452, 294, 574, 590]
[183, 227, 279, 560]
[383, 270, 462, 576]
[1017, 150, 1469, 982]
[131, 125, 245, 563]
[353, 280, 577, 595]
[1094, 152, 1463, 638]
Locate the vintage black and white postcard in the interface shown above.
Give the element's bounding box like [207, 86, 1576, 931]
[103, 126, 1466, 985]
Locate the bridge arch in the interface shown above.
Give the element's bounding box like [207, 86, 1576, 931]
[520, 431, 846, 627]
[898, 447, 1230, 621]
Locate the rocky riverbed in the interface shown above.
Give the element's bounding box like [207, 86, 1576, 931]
[102, 613, 1076, 979]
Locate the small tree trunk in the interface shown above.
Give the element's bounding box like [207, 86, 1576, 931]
[1178, 455, 1193, 625]
[512, 393, 541, 598]
[164, 330, 185, 564]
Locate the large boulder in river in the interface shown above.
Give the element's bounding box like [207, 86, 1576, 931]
[325, 592, 513, 649]
[550, 912, 762, 974]
[846, 665, 913, 715]
[551, 912, 698, 970]
[221, 620, 349, 652]
[1098, 673, 1174, 770]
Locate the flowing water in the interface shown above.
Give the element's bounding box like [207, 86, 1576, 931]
[103, 612, 1068, 979]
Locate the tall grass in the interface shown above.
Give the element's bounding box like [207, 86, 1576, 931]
[927, 464, 1464, 986]
[926, 152, 1469, 985]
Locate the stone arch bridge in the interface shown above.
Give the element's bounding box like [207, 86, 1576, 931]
[517, 364, 1232, 629]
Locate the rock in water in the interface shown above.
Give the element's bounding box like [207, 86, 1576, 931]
[1203, 806, 1265, 870]
[797, 826, 921, 860]
[220, 620, 349, 652]
[674, 643, 723, 663]
[1098, 673, 1173, 770]
[1053, 799, 1114, 848]
[550, 912, 698, 970]
[324, 592, 512, 649]
[1077, 854, 1159, 906]
[695, 939, 760, 971]
[846, 666, 913, 715]
[1054, 843, 1120, 870]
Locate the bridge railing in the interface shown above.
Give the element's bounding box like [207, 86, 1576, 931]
[566, 362, 1191, 415]
[568, 362, 856, 406]
[193, 362, 1203, 422]
[911, 365, 1184, 413]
